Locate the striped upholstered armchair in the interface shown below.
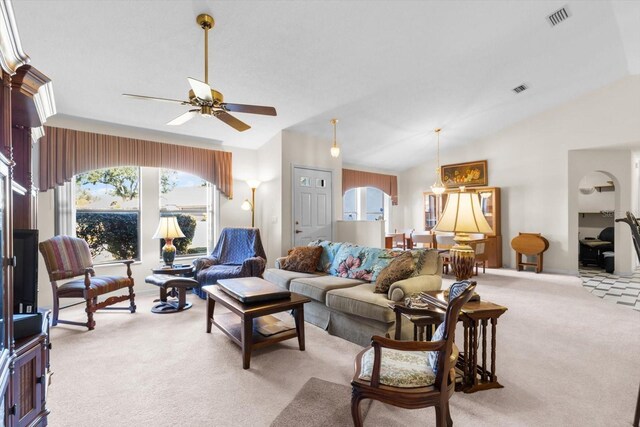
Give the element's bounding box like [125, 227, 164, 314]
[39, 235, 136, 330]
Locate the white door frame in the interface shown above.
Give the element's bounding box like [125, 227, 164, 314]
[291, 164, 334, 247]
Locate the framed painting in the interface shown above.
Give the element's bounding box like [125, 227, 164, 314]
[441, 160, 488, 188]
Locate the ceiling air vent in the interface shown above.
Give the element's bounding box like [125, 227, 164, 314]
[512, 84, 528, 94]
[547, 7, 570, 27]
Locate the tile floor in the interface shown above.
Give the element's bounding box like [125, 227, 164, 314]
[579, 266, 640, 312]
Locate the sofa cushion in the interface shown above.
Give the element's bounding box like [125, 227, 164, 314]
[290, 276, 365, 302]
[309, 240, 345, 272]
[282, 246, 323, 273]
[329, 245, 395, 281]
[263, 268, 322, 290]
[326, 283, 395, 323]
[374, 251, 415, 294]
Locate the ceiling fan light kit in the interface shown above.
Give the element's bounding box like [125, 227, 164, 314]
[122, 13, 276, 132]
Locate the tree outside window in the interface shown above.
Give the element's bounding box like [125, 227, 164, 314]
[75, 166, 141, 263]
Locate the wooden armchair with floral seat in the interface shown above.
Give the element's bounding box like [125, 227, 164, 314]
[351, 281, 477, 427]
[39, 235, 136, 330]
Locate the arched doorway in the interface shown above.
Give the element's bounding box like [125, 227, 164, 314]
[577, 171, 616, 273]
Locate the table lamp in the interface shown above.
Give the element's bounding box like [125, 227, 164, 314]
[433, 187, 493, 280]
[153, 216, 185, 266]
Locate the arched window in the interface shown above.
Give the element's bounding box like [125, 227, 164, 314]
[343, 187, 391, 231]
[61, 166, 217, 265]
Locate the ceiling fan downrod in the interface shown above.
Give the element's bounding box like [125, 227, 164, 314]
[197, 14, 214, 85]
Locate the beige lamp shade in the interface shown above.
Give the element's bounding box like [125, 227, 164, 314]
[433, 191, 493, 234]
[152, 216, 186, 239]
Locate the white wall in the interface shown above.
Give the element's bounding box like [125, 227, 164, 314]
[400, 75, 640, 274]
[256, 132, 283, 265]
[280, 129, 342, 252]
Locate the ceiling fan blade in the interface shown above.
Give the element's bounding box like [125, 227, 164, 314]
[187, 77, 213, 102]
[122, 93, 189, 105]
[222, 103, 277, 116]
[216, 112, 251, 132]
[167, 109, 200, 126]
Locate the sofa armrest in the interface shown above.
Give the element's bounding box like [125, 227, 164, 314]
[387, 274, 443, 302]
[275, 256, 288, 269]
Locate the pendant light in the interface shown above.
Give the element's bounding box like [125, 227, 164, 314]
[431, 128, 446, 195]
[330, 118, 340, 158]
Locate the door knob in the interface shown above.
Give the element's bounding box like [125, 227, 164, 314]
[295, 230, 303, 234]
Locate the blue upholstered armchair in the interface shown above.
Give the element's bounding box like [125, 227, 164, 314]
[192, 228, 267, 299]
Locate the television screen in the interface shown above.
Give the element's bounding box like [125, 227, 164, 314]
[13, 229, 38, 314]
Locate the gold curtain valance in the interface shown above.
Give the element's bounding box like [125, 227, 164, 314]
[38, 126, 233, 198]
[342, 168, 398, 205]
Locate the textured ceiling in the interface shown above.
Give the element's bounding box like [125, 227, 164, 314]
[12, 0, 640, 172]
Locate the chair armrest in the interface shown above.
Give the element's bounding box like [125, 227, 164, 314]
[83, 268, 95, 289]
[120, 260, 134, 278]
[388, 274, 442, 302]
[275, 256, 288, 269]
[192, 256, 219, 275]
[242, 256, 266, 276]
[371, 335, 445, 352]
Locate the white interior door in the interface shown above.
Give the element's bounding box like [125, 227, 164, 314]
[293, 167, 332, 246]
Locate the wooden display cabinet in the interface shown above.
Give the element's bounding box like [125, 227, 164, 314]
[424, 187, 502, 268]
[0, 2, 56, 425]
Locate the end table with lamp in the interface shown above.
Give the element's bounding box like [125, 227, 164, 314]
[147, 217, 198, 313]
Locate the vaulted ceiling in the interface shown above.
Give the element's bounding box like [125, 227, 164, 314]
[13, 1, 640, 171]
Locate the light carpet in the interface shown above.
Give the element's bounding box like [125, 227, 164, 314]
[47, 269, 640, 426]
[270, 377, 371, 427]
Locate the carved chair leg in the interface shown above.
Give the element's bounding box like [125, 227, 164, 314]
[85, 298, 96, 330]
[435, 405, 447, 427]
[446, 401, 453, 427]
[351, 390, 364, 427]
[128, 286, 137, 313]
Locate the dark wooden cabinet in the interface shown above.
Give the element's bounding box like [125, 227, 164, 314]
[0, 2, 56, 426]
[12, 317, 49, 427]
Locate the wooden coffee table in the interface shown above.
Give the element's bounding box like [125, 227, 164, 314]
[202, 284, 311, 369]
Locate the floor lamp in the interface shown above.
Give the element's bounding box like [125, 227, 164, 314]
[241, 180, 261, 227]
[433, 187, 493, 280]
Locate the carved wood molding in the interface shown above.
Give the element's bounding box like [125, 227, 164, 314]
[11, 65, 55, 131]
[0, 0, 29, 75]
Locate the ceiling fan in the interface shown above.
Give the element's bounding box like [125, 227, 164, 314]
[123, 13, 276, 132]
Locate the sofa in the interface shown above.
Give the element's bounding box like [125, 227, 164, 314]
[263, 240, 442, 346]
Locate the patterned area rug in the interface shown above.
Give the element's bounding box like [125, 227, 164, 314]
[580, 266, 640, 311]
[270, 377, 371, 427]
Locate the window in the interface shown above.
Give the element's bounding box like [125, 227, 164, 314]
[365, 187, 384, 221]
[63, 166, 218, 266]
[343, 188, 357, 221]
[343, 187, 390, 227]
[75, 166, 141, 263]
[159, 169, 212, 257]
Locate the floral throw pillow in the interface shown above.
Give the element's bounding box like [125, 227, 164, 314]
[282, 246, 323, 273]
[374, 252, 415, 293]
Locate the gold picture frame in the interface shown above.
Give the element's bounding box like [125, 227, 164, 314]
[441, 160, 488, 188]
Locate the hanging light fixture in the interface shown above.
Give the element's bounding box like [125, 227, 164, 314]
[431, 128, 446, 195]
[330, 118, 340, 158]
